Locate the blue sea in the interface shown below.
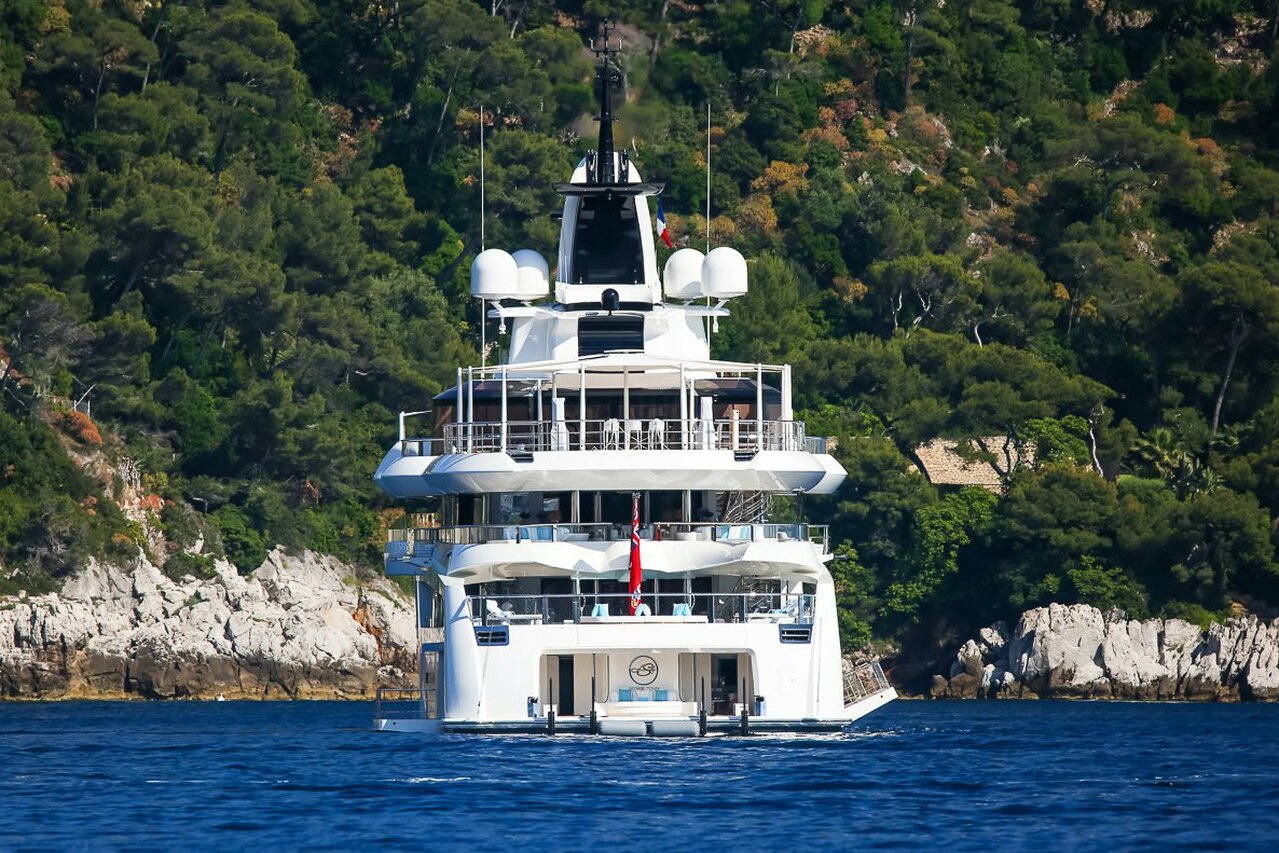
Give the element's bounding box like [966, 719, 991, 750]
[2, 700, 1275, 850]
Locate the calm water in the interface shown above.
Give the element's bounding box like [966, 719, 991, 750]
[2, 700, 1276, 850]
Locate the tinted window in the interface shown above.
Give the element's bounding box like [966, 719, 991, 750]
[569, 195, 644, 284]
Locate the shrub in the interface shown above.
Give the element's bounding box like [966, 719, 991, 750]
[56, 409, 103, 446]
[1066, 556, 1148, 616]
[162, 551, 217, 581]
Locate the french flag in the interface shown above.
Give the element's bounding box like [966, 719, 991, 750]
[655, 197, 673, 248]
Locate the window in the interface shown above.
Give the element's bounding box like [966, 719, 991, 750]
[569, 194, 644, 284]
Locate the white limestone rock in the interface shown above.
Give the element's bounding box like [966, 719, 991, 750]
[938, 604, 1279, 701]
[1007, 603, 1109, 695]
[0, 547, 415, 699]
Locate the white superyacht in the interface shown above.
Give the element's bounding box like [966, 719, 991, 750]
[372, 36, 895, 735]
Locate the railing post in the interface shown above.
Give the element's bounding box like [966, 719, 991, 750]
[547, 676, 556, 735]
[699, 676, 708, 736]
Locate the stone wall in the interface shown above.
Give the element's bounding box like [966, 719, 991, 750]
[0, 549, 417, 699]
[931, 603, 1279, 701]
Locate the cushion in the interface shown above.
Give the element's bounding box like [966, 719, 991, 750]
[617, 688, 633, 702]
[654, 689, 669, 701]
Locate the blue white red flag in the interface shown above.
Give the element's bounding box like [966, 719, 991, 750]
[655, 197, 673, 249]
[629, 492, 643, 615]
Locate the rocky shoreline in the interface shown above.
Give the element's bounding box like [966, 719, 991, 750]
[0, 549, 416, 700]
[929, 603, 1279, 701]
[8, 557, 1279, 703]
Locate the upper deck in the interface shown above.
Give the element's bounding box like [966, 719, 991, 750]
[374, 352, 846, 497]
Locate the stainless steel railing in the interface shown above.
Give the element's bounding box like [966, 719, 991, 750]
[431, 417, 813, 454]
[387, 522, 830, 549]
[472, 591, 816, 626]
[374, 686, 435, 721]
[843, 661, 891, 705]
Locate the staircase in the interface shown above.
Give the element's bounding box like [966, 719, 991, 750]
[718, 491, 772, 523]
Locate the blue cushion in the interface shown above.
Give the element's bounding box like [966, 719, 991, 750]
[617, 688, 633, 702]
[654, 689, 669, 701]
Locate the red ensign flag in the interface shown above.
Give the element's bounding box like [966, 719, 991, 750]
[628, 492, 643, 615]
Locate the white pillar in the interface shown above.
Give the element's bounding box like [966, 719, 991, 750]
[678, 363, 688, 450]
[755, 363, 764, 451]
[455, 368, 463, 427]
[467, 366, 475, 452]
[578, 363, 586, 451]
[499, 365, 508, 451]
[623, 367, 630, 449]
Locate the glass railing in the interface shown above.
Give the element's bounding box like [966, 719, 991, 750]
[387, 522, 829, 550]
[423, 418, 816, 454]
[471, 592, 816, 626]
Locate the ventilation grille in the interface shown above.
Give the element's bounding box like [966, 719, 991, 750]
[578, 315, 644, 355]
[779, 624, 812, 644]
[474, 626, 509, 646]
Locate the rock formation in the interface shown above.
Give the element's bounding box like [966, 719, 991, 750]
[0, 549, 417, 699]
[932, 603, 1279, 701]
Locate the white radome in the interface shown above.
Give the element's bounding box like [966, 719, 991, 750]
[662, 248, 705, 300]
[701, 246, 749, 299]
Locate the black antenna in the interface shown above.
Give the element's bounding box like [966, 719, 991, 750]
[589, 20, 623, 185]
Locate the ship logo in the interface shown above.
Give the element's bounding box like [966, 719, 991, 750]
[628, 655, 658, 685]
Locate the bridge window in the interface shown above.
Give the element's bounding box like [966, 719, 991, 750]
[569, 194, 644, 285]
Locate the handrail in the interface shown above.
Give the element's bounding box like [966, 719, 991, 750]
[431, 417, 817, 454]
[388, 522, 830, 549]
[843, 661, 891, 705]
[375, 686, 435, 721]
[473, 591, 816, 626]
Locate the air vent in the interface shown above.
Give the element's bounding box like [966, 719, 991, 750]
[578, 315, 644, 356]
[733, 450, 757, 462]
[474, 626, 509, 646]
[508, 451, 534, 463]
[779, 624, 812, 644]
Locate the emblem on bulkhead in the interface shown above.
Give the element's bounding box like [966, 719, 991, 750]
[628, 655, 658, 685]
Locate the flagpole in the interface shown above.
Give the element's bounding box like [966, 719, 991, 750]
[479, 104, 487, 369]
[705, 102, 712, 344]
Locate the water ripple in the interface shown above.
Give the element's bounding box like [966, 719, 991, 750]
[0, 700, 1275, 850]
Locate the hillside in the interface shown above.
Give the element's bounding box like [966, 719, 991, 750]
[2, 0, 1279, 654]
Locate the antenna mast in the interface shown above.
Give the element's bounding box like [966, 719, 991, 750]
[589, 20, 624, 185]
[705, 102, 711, 252]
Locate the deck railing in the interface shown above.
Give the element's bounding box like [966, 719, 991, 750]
[428, 417, 812, 454]
[374, 686, 435, 721]
[387, 522, 829, 550]
[473, 591, 816, 626]
[843, 661, 891, 705]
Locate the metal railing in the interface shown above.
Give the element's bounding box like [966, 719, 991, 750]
[431, 417, 814, 454]
[374, 686, 435, 721]
[388, 522, 829, 550]
[474, 591, 815, 626]
[843, 661, 891, 705]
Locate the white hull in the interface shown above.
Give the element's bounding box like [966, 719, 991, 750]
[373, 687, 896, 736]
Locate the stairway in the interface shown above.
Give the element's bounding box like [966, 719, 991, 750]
[718, 490, 772, 523]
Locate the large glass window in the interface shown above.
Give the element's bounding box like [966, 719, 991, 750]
[568, 194, 644, 285]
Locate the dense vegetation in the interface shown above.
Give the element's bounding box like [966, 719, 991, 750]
[2, 1, 1278, 651]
